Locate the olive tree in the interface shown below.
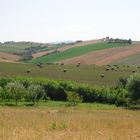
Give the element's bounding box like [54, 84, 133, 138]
[27, 84, 45, 105]
[127, 74, 140, 107]
[6, 82, 26, 105]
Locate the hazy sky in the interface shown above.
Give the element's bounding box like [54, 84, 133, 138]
[0, 0, 140, 42]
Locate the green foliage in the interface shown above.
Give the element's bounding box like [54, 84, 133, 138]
[0, 77, 13, 88]
[66, 91, 83, 106]
[26, 84, 45, 105]
[117, 76, 128, 88]
[50, 121, 57, 130]
[0, 86, 4, 100]
[0, 76, 139, 108]
[115, 88, 128, 107]
[127, 74, 140, 106]
[5, 82, 26, 105]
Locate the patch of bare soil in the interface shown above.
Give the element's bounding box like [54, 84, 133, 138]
[0, 52, 21, 63]
[58, 45, 140, 65]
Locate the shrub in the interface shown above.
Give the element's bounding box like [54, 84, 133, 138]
[66, 91, 83, 106]
[115, 88, 128, 107]
[0, 77, 13, 88]
[0, 86, 4, 100]
[117, 76, 128, 88]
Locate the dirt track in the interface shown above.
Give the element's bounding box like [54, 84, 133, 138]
[58, 45, 140, 65]
[32, 39, 101, 59]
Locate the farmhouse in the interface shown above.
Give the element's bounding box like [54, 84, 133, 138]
[104, 37, 132, 44]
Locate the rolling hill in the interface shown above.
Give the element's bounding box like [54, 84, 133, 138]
[30, 42, 131, 64]
[1, 39, 140, 66]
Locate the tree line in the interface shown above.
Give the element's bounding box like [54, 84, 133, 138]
[0, 75, 139, 108]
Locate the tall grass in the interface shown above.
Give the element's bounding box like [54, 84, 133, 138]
[0, 107, 139, 140]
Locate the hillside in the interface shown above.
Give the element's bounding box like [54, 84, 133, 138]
[58, 44, 140, 65]
[0, 62, 137, 87]
[1, 40, 140, 66]
[31, 39, 101, 59]
[30, 42, 131, 64]
[114, 51, 140, 66]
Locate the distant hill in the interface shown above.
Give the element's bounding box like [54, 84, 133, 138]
[30, 42, 131, 64]
[1, 39, 140, 66]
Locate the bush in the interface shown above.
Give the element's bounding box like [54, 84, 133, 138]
[117, 76, 128, 88]
[0, 86, 4, 100]
[66, 91, 83, 106]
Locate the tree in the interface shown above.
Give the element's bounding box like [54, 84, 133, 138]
[27, 84, 45, 105]
[66, 91, 83, 106]
[0, 86, 4, 100]
[117, 76, 128, 88]
[128, 39, 132, 44]
[127, 74, 140, 107]
[6, 82, 26, 105]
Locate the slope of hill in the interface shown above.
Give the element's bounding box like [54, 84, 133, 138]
[0, 52, 21, 63]
[0, 62, 136, 87]
[113, 51, 140, 66]
[0, 42, 49, 62]
[58, 44, 140, 65]
[30, 43, 130, 64]
[31, 39, 101, 59]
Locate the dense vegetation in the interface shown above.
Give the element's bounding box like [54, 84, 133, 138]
[0, 75, 139, 108]
[31, 43, 130, 63]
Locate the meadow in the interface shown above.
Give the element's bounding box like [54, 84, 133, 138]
[0, 62, 136, 87]
[0, 42, 34, 53]
[0, 106, 139, 140]
[31, 43, 130, 63]
[0, 62, 139, 140]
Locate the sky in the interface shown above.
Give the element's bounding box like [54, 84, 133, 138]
[0, 0, 140, 43]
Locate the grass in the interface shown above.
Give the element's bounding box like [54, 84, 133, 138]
[0, 42, 34, 53]
[0, 106, 139, 140]
[0, 62, 137, 87]
[114, 52, 140, 66]
[0, 100, 117, 109]
[31, 43, 130, 63]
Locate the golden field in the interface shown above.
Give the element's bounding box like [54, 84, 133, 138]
[0, 107, 139, 140]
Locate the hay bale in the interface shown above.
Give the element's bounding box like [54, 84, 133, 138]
[106, 68, 109, 71]
[111, 67, 115, 70]
[101, 74, 104, 78]
[132, 70, 136, 73]
[26, 69, 30, 73]
[63, 69, 67, 73]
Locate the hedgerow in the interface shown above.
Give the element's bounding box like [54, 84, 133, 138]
[0, 76, 139, 108]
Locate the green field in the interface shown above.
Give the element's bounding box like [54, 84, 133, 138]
[114, 52, 140, 66]
[0, 62, 138, 87]
[0, 42, 34, 53]
[31, 43, 130, 63]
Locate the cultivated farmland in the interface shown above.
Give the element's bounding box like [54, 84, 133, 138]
[58, 44, 140, 65]
[31, 43, 130, 64]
